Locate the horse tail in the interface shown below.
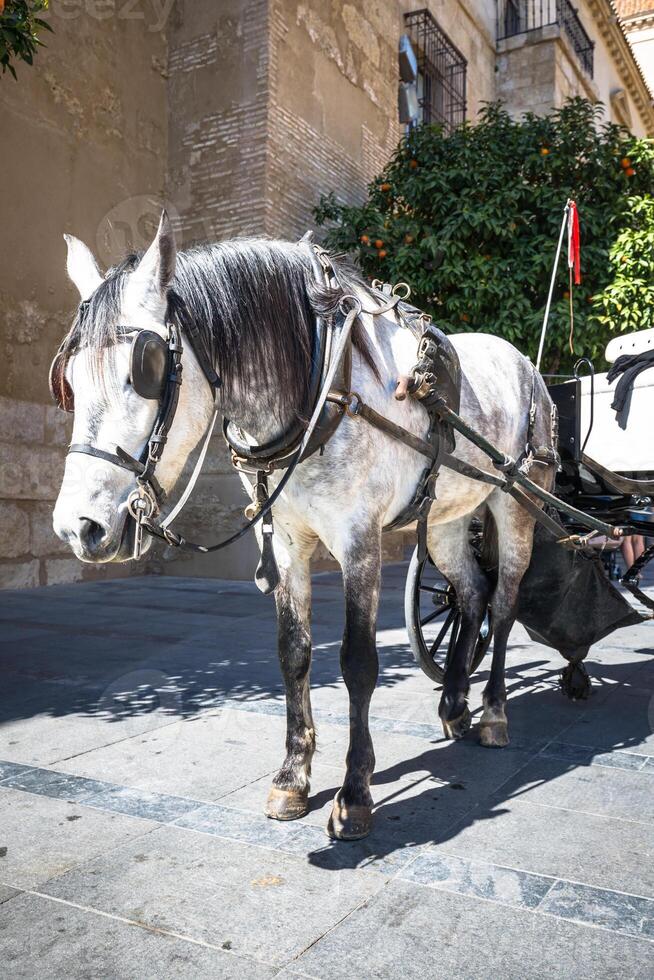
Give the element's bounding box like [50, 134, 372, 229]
[479, 505, 499, 591]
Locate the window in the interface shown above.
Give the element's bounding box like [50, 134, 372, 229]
[404, 9, 467, 132]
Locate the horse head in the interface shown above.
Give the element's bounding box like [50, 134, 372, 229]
[52, 212, 215, 562]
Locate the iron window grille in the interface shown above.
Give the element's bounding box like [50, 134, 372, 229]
[404, 9, 467, 131]
[497, 0, 594, 78]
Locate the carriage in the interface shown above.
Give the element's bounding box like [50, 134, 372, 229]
[405, 325, 654, 698]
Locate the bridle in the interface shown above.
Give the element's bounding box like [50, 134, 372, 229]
[49, 308, 222, 559]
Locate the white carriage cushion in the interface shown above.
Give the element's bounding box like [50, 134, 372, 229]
[605, 327, 654, 364]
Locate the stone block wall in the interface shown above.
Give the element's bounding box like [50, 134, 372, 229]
[0, 5, 167, 588]
[156, 0, 427, 580]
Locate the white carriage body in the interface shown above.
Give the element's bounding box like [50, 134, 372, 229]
[561, 327, 654, 474]
[579, 371, 654, 473]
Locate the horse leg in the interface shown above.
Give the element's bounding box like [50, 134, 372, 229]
[266, 539, 316, 821]
[327, 526, 381, 841]
[429, 517, 492, 740]
[479, 494, 537, 748]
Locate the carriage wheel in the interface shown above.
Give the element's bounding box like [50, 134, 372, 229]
[404, 545, 493, 684]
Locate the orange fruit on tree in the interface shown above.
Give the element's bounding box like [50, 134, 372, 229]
[626, 167, 636, 177]
[380, 182, 392, 192]
[460, 313, 469, 322]
[409, 159, 418, 169]
[360, 234, 369, 245]
[540, 147, 550, 156]
[378, 249, 387, 259]
[374, 239, 384, 249]
[621, 157, 631, 169]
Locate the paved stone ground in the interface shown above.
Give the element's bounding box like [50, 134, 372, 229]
[0, 563, 653, 979]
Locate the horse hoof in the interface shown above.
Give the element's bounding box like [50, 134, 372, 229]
[441, 705, 471, 740]
[265, 786, 309, 821]
[326, 800, 372, 841]
[479, 721, 509, 748]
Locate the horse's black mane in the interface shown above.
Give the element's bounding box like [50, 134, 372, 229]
[62, 238, 377, 417]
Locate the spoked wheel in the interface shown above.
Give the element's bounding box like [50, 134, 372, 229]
[405, 545, 493, 684]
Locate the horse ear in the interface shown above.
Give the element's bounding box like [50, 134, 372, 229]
[64, 234, 103, 301]
[132, 210, 176, 297]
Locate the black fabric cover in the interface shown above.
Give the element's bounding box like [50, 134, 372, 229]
[606, 349, 654, 416]
[516, 525, 643, 656]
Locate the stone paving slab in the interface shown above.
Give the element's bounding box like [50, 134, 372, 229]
[495, 752, 654, 823]
[0, 885, 19, 905]
[0, 788, 157, 891]
[48, 709, 344, 801]
[0, 684, 182, 767]
[0, 892, 276, 980]
[291, 879, 654, 980]
[430, 796, 654, 897]
[40, 826, 385, 968]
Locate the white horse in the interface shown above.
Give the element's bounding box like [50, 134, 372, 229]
[52, 213, 555, 840]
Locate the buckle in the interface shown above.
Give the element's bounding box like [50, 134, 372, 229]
[127, 484, 159, 560]
[343, 391, 362, 418]
[392, 282, 411, 300]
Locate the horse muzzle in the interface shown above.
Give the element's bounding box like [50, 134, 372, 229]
[53, 510, 142, 563]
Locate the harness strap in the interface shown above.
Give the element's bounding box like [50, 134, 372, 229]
[327, 394, 436, 460]
[433, 400, 635, 542]
[69, 443, 140, 474]
[161, 409, 219, 530]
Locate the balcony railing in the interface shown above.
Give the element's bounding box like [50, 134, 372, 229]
[497, 0, 594, 77]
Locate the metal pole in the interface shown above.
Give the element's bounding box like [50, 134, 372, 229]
[535, 200, 570, 372]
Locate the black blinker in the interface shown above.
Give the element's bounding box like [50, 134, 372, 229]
[130, 330, 169, 400]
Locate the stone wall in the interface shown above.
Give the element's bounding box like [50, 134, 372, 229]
[154, 0, 421, 581]
[0, 3, 167, 587]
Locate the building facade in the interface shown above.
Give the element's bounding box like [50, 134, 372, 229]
[615, 1, 654, 96]
[1, 0, 652, 588]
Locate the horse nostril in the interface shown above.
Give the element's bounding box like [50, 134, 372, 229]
[78, 517, 108, 555]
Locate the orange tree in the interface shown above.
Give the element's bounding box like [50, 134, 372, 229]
[314, 99, 654, 372]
